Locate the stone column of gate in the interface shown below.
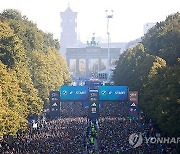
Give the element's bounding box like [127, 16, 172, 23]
[66, 58, 70, 68]
[98, 58, 101, 72]
[85, 59, 89, 77]
[109, 58, 111, 68]
[76, 58, 80, 76]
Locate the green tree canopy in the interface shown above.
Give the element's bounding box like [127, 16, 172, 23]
[0, 9, 71, 108]
[141, 63, 180, 136]
[0, 61, 27, 136]
[0, 9, 71, 136]
[113, 44, 166, 92]
[142, 12, 180, 65]
[113, 12, 180, 136]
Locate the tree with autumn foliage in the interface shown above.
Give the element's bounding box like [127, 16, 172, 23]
[0, 9, 71, 136]
[113, 12, 180, 136]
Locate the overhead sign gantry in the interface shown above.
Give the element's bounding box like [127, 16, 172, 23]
[49, 85, 129, 119]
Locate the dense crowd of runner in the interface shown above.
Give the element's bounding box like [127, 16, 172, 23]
[0, 117, 87, 154]
[0, 101, 179, 153]
[99, 102, 178, 153]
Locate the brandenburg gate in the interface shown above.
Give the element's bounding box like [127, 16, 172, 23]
[66, 38, 121, 77]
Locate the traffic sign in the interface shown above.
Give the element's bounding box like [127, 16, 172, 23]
[60, 86, 89, 101]
[99, 86, 128, 101]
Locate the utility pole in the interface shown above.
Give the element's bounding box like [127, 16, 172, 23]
[105, 10, 113, 71]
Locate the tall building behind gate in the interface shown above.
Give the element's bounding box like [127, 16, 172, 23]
[60, 5, 78, 57]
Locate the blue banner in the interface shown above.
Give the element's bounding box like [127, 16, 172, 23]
[99, 86, 128, 101]
[60, 86, 89, 101]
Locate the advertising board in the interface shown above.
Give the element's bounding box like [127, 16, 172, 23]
[99, 86, 128, 101]
[60, 86, 89, 101]
[129, 91, 138, 105]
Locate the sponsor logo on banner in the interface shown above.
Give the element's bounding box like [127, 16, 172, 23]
[99, 86, 128, 101]
[88, 90, 99, 121]
[50, 91, 60, 102]
[60, 86, 88, 101]
[129, 91, 138, 105]
[49, 91, 60, 119]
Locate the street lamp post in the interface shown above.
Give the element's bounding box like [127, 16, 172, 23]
[105, 10, 113, 71]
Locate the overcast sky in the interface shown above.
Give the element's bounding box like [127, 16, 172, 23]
[0, 0, 179, 43]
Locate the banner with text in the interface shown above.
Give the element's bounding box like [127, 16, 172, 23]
[60, 86, 89, 101]
[99, 86, 128, 101]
